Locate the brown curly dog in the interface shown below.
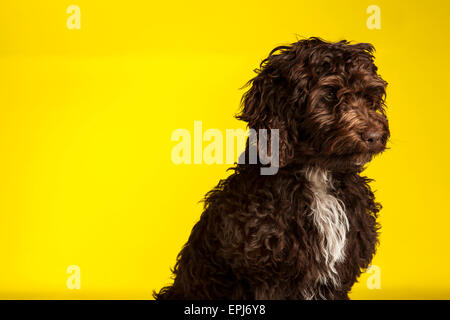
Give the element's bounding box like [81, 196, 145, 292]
[154, 37, 389, 300]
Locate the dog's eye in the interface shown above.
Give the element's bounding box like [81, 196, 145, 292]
[363, 94, 378, 109]
[324, 90, 337, 102]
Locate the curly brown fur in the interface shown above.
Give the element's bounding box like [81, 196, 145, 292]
[154, 37, 389, 300]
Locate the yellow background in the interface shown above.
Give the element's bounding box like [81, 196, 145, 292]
[0, 0, 449, 299]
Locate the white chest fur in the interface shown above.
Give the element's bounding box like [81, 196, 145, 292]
[304, 167, 349, 289]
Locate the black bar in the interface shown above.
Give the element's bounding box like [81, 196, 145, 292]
[0, 300, 446, 318]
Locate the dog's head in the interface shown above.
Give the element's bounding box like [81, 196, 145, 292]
[238, 37, 389, 170]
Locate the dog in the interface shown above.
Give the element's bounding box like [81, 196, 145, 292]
[154, 37, 389, 300]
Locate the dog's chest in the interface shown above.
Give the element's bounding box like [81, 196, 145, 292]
[303, 167, 349, 291]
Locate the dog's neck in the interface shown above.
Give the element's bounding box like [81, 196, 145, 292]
[290, 155, 368, 174]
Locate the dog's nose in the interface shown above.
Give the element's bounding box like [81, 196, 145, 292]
[362, 130, 384, 151]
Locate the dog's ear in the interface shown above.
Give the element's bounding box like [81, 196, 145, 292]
[236, 46, 301, 168]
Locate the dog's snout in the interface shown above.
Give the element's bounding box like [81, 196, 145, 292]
[362, 130, 384, 151]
